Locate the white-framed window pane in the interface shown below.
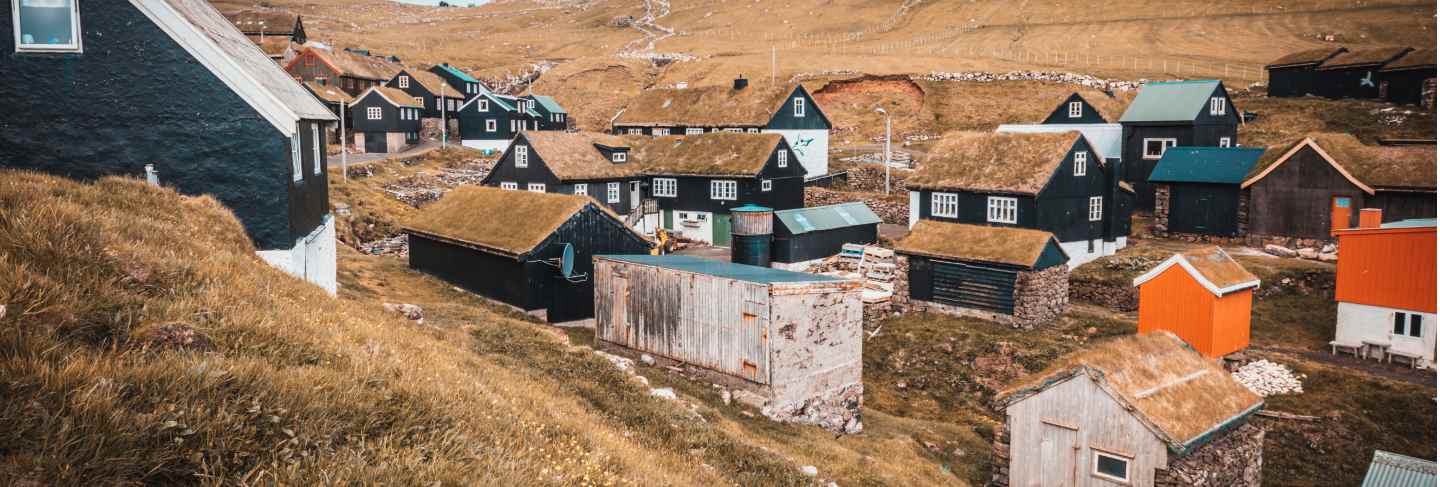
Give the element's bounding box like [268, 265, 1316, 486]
[398, 76, 409, 88]
[1219, 137, 1232, 148]
[574, 184, 587, 196]
[777, 150, 788, 167]
[1210, 97, 1226, 115]
[607, 182, 621, 203]
[367, 107, 382, 120]
[761, 179, 773, 192]
[747, 128, 759, 133]
[628, 128, 642, 135]
[527, 183, 545, 192]
[515, 145, 528, 167]
[793, 97, 805, 116]
[311, 125, 322, 175]
[500, 182, 517, 190]
[14, 0, 81, 52]
[480, 100, 489, 111]
[1068, 101, 1082, 118]
[290, 132, 303, 182]
[654, 128, 669, 136]
[686, 128, 703, 135]
[612, 152, 627, 163]
[724, 128, 742, 133]
[710, 180, 736, 200]
[1089, 196, 1103, 221]
[1074, 151, 1087, 176]
[930, 192, 958, 218]
[654, 178, 677, 197]
[986, 196, 1017, 224]
[486, 120, 496, 132]
[1142, 138, 1176, 159]
[1093, 452, 1130, 482]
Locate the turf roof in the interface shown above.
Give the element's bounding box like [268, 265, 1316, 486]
[519, 132, 642, 181]
[1148, 147, 1265, 184]
[893, 220, 1062, 268]
[1247, 133, 1437, 190]
[303, 81, 352, 105]
[1319, 47, 1412, 70]
[627, 132, 783, 177]
[1137, 246, 1261, 293]
[364, 86, 423, 108]
[908, 131, 1082, 195]
[613, 85, 793, 127]
[222, 9, 300, 35]
[1380, 48, 1437, 72]
[405, 186, 602, 257]
[1265, 47, 1348, 68]
[1118, 80, 1222, 123]
[302, 47, 401, 81]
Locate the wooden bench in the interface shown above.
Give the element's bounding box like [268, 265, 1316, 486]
[1387, 349, 1425, 369]
[1329, 340, 1364, 358]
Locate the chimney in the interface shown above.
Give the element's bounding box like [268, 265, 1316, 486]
[733, 75, 748, 91]
[1358, 208, 1383, 229]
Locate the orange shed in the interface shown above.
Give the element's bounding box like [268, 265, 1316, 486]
[1132, 247, 1261, 358]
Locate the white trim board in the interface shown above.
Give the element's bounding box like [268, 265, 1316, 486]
[1131, 251, 1261, 297]
[1241, 137, 1374, 194]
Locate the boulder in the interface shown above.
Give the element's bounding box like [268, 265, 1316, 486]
[649, 388, 678, 400]
[1321, 243, 1337, 254]
[1297, 248, 1319, 260]
[640, 354, 656, 366]
[382, 303, 424, 321]
[1264, 244, 1297, 258]
[1319, 252, 1338, 262]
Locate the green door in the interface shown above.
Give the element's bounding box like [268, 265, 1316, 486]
[713, 214, 732, 247]
[663, 209, 673, 230]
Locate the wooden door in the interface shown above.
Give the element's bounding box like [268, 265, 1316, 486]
[364, 132, 386, 153]
[610, 274, 630, 344]
[1330, 196, 1353, 232]
[713, 214, 732, 247]
[1038, 422, 1079, 487]
[1195, 196, 1212, 232]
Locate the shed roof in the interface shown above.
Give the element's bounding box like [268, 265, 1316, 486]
[435, 64, 482, 83]
[297, 47, 401, 81]
[1118, 80, 1222, 123]
[999, 332, 1264, 454]
[1380, 48, 1437, 72]
[302, 81, 352, 105]
[599, 254, 846, 284]
[1133, 246, 1260, 296]
[1361, 450, 1437, 487]
[1381, 218, 1437, 229]
[222, 9, 300, 35]
[628, 132, 783, 177]
[894, 221, 1065, 268]
[1244, 133, 1437, 192]
[529, 95, 567, 114]
[1148, 147, 1266, 184]
[1265, 47, 1348, 68]
[405, 186, 624, 257]
[775, 202, 882, 235]
[1319, 47, 1412, 70]
[613, 84, 796, 127]
[909, 131, 1083, 195]
[519, 132, 641, 181]
[995, 123, 1121, 161]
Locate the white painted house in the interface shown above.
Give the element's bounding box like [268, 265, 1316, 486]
[1332, 217, 1437, 368]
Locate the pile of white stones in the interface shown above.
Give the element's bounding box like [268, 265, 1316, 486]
[1231, 360, 1305, 397]
[919, 70, 1147, 92]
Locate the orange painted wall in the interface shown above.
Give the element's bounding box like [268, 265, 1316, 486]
[1137, 266, 1252, 357]
[1209, 289, 1254, 358]
[1336, 228, 1437, 313]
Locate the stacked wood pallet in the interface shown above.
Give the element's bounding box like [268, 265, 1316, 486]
[836, 244, 895, 304]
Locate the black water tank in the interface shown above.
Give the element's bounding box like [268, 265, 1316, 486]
[730, 204, 772, 267]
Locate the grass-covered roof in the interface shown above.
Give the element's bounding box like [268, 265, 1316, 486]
[405, 186, 597, 257]
[893, 220, 1062, 268]
[909, 131, 1080, 195]
[1266, 47, 1348, 68]
[1247, 133, 1437, 191]
[613, 85, 792, 127]
[1319, 47, 1412, 70]
[627, 132, 782, 177]
[1380, 48, 1437, 72]
[521, 132, 642, 181]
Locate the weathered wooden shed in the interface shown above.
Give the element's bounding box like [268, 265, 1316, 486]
[992, 332, 1265, 487]
[892, 221, 1070, 328]
[1133, 247, 1260, 358]
[771, 202, 882, 264]
[593, 254, 864, 433]
[1378, 48, 1437, 107]
[1265, 47, 1349, 98]
[1149, 147, 1265, 238]
[405, 187, 652, 323]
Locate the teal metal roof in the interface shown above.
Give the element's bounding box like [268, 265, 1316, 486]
[435, 64, 481, 83]
[599, 255, 844, 284]
[1381, 219, 1437, 229]
[531, 95, 567, 114]
[774, 202, 882, 235]
[732, 204, 773, 213]
[1148, 147, 1265, 184]
[1361, 450, 1436, 487]
[1119, 80, 1221, 123]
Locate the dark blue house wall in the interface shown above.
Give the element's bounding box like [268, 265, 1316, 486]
[458, 98, 516, 141]
[1041, 93, 1109, 124]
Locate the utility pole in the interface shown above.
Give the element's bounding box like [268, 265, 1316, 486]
[441, 82, 448, 150]
[340, 96, 348, 182]
[771, 46, 777, 85]
[876, 107, 891, 195]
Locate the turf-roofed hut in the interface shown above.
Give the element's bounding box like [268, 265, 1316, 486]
[1242, 133, 1437, 244]
[404, 187, 652, 323]
[991, 332, 1265, 487]
[1119, 80, 1240, 210]
[629, 132, 808, 246]
[481, 131, 645, 218]
[1133, 247, 1260, 359]
[1315, 47, 1414, 100]
[348, 86, 423, 153]
[1, 0, 339, 293]
[1264, 47, 1349, 98]
[611, 78, 832, 179]
[891, 221, 1069, 328]
[1377, 48, 1437, 106]
[1149, 146, 1266, 241]
[908, 131, 1129, 267]
[771, 202, 882, 266]
[285, 46, 399, 96]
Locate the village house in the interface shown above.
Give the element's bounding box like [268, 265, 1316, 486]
[386, 68, 449, 118]
[348, 86, 423, 153]
[1265, 47, 1349, 98]
[1119, 80, 1240, 210]
[301, 81, 353, 143]
[456, 92, 533, 152]
[1242, 134, 1437, 244]
[480, 131, 645, 217]
[771, 202, 882, 266]
[430, 63, 487, 103]
[1315, 47, 1414, 100]
[612, 78, 833, 179]
[1149, 147, 1266, 240]
[524, 95, 570, 130]
[1, 0, 339, 293]
[286, 46, 400, 96]
[1331, 215, 1436, 369]
[405, 187, 652, 323]
[993, 332, 1265, 487]
[908, 131, 1129, 267]
[892, 221, 1070, 328]
[221, 9, 304, 62]
[997, 92, 1124, 164]
[1133, 246, 1260, 358]
[1377, 48, 1437, 107]
[592, 254, 863, 433]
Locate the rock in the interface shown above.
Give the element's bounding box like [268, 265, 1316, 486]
[1231, 360, 1304, 397]
[649, 388, 678, 400]
[135, 322, 212, 351]
[1264, 244, 1297, 258]
[1318, 252, 1338, 262]
[382, 303, 424, 322]
[333, 202, 351, 217]
[732, 390, 769, 409]
[1321, 243, 1337, 254]
[1297, 248, 1319, 260]
[640, 354, 656, 366]
[799, 465, 819, 477]
[634, 375, 649, 387]
[721, 389, 732, 405]
[593, 350, 634, 372]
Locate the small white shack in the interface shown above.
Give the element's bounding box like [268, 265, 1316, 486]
[992, 332, 1265, 487]
[593, 254, 863, 433]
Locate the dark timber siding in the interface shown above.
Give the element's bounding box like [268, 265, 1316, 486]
[772, 224, 878, 263]
[348, 91, 420, 133]
[389, 70, 439, 117]
[408, 235, 537, 309]
[1380, 68, 1437, 106]
[1167, 183, 1242, 236]
[1267, 65, 1321, 97]
[649, 142, 807, 214]
[289, 120, 331, 238]
[480, 135, 639, 215]
[1041, 93, 1108, 124]
[1121, 84, 1239, 211]
[908, 257, 1022, 314]
[1366, 190, 1438, 223]
[458, 97, 515, 142]
[764, 86, 832, 130]
[0, 0, 316, 250]
[1246, 146, 1367, 239]
[534, 205, 653, 322]
[1317, 67, 1384, 99]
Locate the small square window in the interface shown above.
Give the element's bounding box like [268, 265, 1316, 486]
[1210, 96, 1227, 116]
[607, 182, 621, 203]
[612, 152, 627, 163]
[500, 182, 517, 190]
[1068, 101, 1082, 118]
[931, 193, 959, 218]
[13, 0, 82, 53]
[1219, 137, 1232, 148]
[1143, 138, 1176, 160]
[527, 183, 546, 193]
[574, 184, 587, 196]
[761, 179, 773, 192]
[367, 107, 382, 120]
[485, 119, 497, 132]
[397, 75, 410, 89]
[1093, 451, 1130, 482]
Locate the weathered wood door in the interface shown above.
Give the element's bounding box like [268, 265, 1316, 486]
[1195, 196, 1213, 232]
[1331, 196, 1353, 232]
[364, 132, 386, 153]
[1038, 422, 1079, 487]
[610, 273, 630, 344]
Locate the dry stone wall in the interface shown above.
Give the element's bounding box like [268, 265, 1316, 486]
[1156, 422, 1264, 487]
[1151, 184, 1250, 245]
[892, 255, 1069, 329]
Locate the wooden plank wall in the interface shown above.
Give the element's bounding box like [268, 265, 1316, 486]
[1007, 374, 1169, 486]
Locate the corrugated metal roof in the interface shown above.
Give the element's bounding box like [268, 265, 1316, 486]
[1149, 147, 1265, 184]
[1381, 219, 1438, 229]
[996, 123, 1122, 160]
[531, 95, 567, 114]
[1119, 80, 1221, 123]
[774, 202, 881, 235]
[599, 255, 844, 284]
[435, 64, 481, 83]
[1361, 450, 1436, 487]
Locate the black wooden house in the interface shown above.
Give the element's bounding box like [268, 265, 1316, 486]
[1119, 80, 1240, 210]
[480, 131, 645, 217]
[908, 132, 1128, 268]
[457, 92, 526, 152]
[1, 0, 339, 293]
[894, 221, 1070, 327]
[1149, 147, 1265, 238]
[348, 86, 423, 153]
[1265, 47, 1348, 98]
[386, 68, 455, 118]
[525, 95, 569, 130]
[1314, 47, 1413, 100]
[1378, 48, 1437, 106]
[429, 63, 487, 101]
[404, 187, 652, 323]
[772, 202, 882, 264]
[1041, 92, 1112, 124]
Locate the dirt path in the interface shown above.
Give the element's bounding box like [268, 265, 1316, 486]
[1255, 346, 1437, 388]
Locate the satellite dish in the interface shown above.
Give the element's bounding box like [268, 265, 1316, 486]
[560, 243, 575, 278]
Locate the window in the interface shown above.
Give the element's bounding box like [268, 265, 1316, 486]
[1068, 101, 1083, 118]
[686, 128, 703, 135]
[987, 196, 1017, 224]
[710, 180, 737, 200]
[1210, 96, 1227, 116]
[367, 107, 382, 120]
[527, 183, 546, 193]
[1394, 312, 1424, 338]
[747, 128, 760, 133]
[1142, 138, 1177, 160]
[1074, 151, 1088, 176]
[500, 182, 517, 190]
[290, 132, 302, 182]
[612, 152, 627, 163]
[654, 128, 669, 136]
[448, 99, 457, 112]
[13, 0, 82, 53]
[1092, 451, 1130, 483]
[479, 99, 489, 112]
[607, 182, 621, 203]
[724, 128, 743, 133]
[777, 150, 789, 168]
[761, 179, 773, 192]
[413, 97, 424, 109]
[628, 128, 643, 135]
[573, 184, 587, 196]
[397, 75, 410, 88]
[485, 120, 497, 132]
[653, 178, 677, 197]
[514, 145, 529, 167]
[1219, 137, 1232, 148]
[311, 125, 322, 175]
[930, 192, 958, 218]
[793, 97, 805, 117]
[1088, 196, 1103, 221]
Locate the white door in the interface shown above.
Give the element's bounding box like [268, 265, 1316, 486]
[630, 181, 641, 212]
[1038, 423, 1078, 487]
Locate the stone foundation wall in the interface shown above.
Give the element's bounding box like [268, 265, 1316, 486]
[892, 254, 1069, 329]
[420, 118, 460, 142]
[1152, 183, 1252, 244]
[988, 418, 1012, 487]
[1156, 422, 1264, 487]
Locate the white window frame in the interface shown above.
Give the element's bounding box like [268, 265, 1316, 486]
[986, 196, 1017, 224]
[1219, 137, 1232, 148]
[311, 125, 322, 175]
[1142, 138, 1177, 160]
[413, 97, 424, 109]
[1074, 151, 1088, 176]
[628, 128, 642, 135]
[290, 132, 303, 182]
[686, 128, 703, 135]
[710, 180, 737, 200]
[777, 150, 789, 168]
[747, 128, 760, 133]
[527, 183, 546, 193]
[793, 97, 805, 117]
[479, 99, 489, 112]
[397, 75, 410, 88]
[500, 182, 517, 190]
[930, 192, 959, 218]
[1210, 96, 1227, 116]
[1068, 101, 1083, 118]
[612, 152, 627, 163]
[1089, 196, 1103, 222]
[12, 0, 83, 53]
[724, 128, 743, 133]
[485, 119, 497, 132]
[514, 145, 529, 168]
[653, 178, 677, 197]
[573, 184, 588, 196]
[607, 182, 621, 203]
[654, 128, 669, 136]
[366, 106, 382, 120]
[761, 179, 773, 192]
[1091, 450, 1131, 483]
[1393, 312, 1424, 338]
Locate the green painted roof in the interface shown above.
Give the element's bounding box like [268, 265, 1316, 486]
[1380, 219, 1437, 229]
[599, 255, 844, 284]
[1119, 80, 1221, 123]
[435, 64, 481, 83]
[1361, 450, 1436, 487]
[1148, 147, 1265, 184]
[531, 95, 567, 114]
[775, 202, 882, 235]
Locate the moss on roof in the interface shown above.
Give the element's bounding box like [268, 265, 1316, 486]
[1319, 47, 1412, 70]
[627, 132, 782, 177]
[222, 9, 299, 35]
[404, 187, 596, 257]
[1249, 133, 1437, 190]
[908, 131, 1080, 194]
[613, 85, 793, 127]
[893, 220, 1060, 268]
[1266, 47, 1347, 68]
[520, 132, 643, 181]
[307, 47, 401, 81]
[1000, 332, 1263, 451]
[1177, 246, 1260, 291]
[303, 81, 352, 104]
[1381, 48, 1437, 71]
[369, 86, 423, 108]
